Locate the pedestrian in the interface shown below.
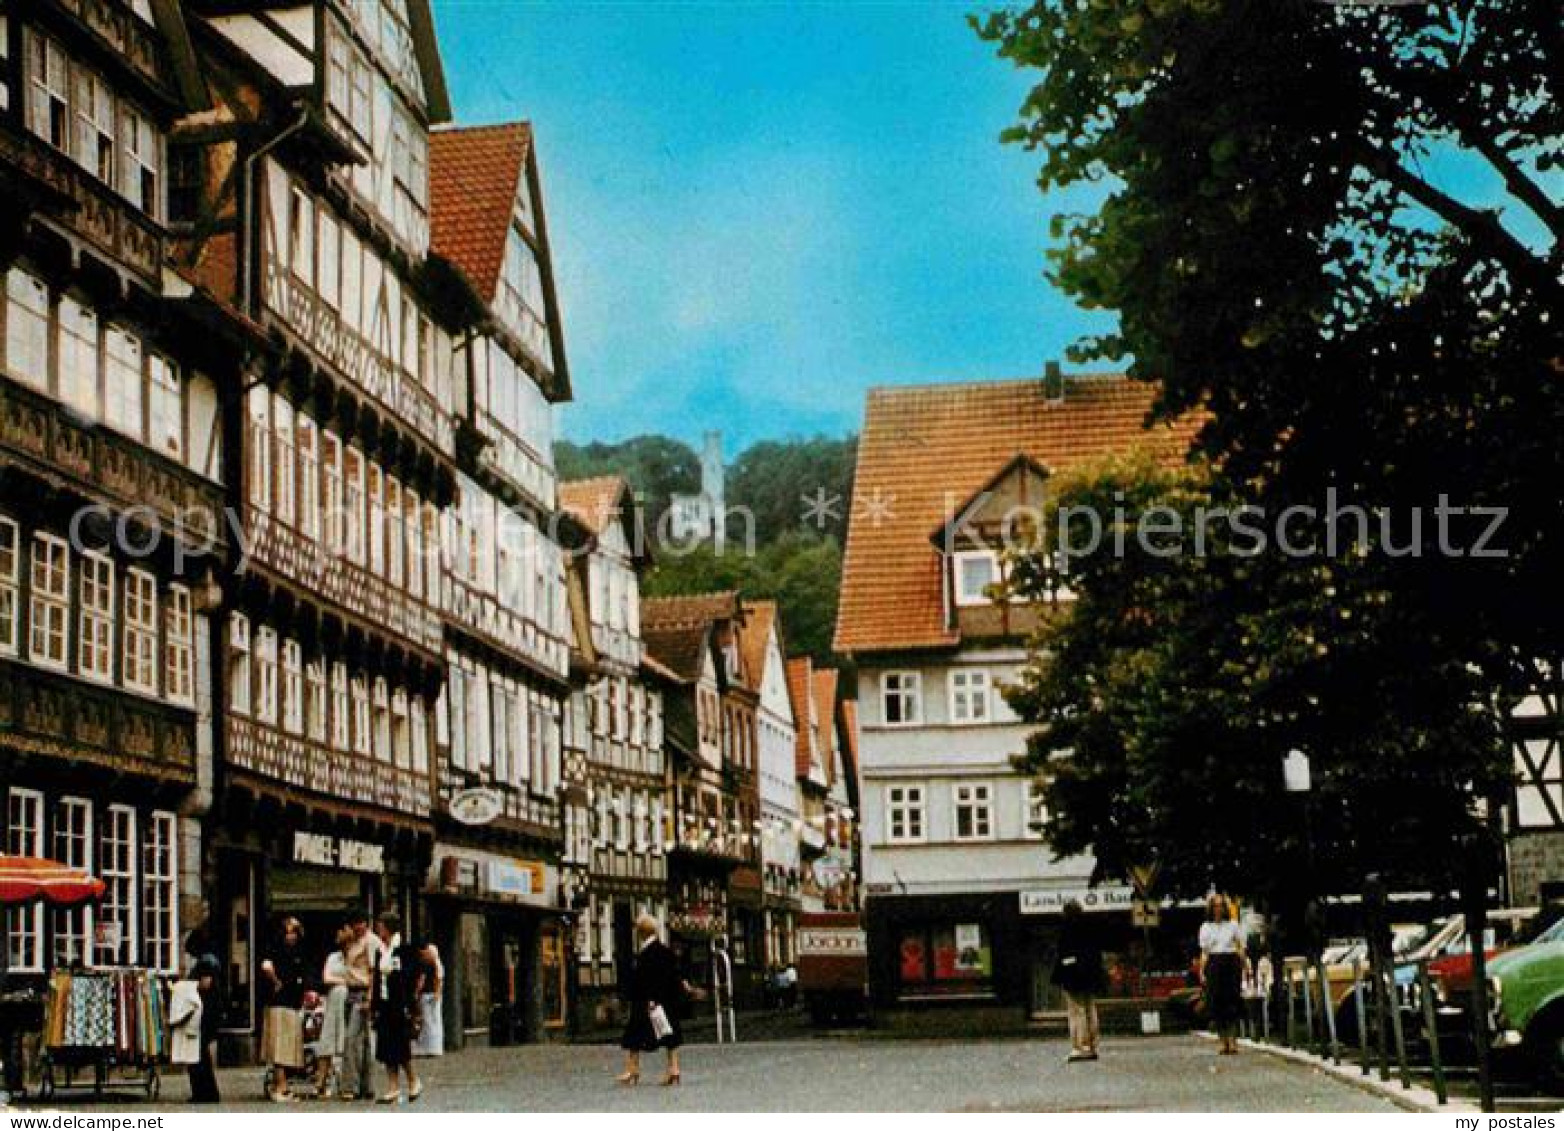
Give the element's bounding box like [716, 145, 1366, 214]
[1199, 894, 1247, 1055]
[314, 926, 353, 1098]
[339, 909, 380, 1101]
[616, 913, 691, 1087]
[1051, 900, 1105, 1062]
[1241, 942, 1274, 1040]
[412, 941, 444, 1058]
[174, 929, 221, 1103]
[370, 911, 423, 1104]
[259, 916, 309, 1102]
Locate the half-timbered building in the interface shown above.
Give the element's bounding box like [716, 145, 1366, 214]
[170, 0, 458, 1048]
[558, 474, 668, 1031]
[0, 0, 229, 1017]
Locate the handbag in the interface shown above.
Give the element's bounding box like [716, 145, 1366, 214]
[648, 1003, 673, 1041]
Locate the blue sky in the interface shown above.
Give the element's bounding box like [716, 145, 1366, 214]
[431, 1, 1110, 452]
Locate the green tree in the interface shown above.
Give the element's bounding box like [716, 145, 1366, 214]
[728, 435, 857, 544]
[556, 435, 700, 530]
[979, 0, 1560, 900]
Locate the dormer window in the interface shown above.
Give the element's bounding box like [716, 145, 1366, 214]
[953, 550, 1000, 607]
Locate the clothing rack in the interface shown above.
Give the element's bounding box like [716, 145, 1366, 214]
[37, 967, 166, 1100]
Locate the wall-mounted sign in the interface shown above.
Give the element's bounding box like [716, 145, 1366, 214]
[811, 851, 850, 890]
[485, 859, 543, 899]
[1018, 885, 1134, 916]
[292, 831, 385, 874]
[94, 922, 122, 951]
[449, 787, 504, 826]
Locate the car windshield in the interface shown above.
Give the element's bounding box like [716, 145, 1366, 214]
[1527, 916, 1564, 946]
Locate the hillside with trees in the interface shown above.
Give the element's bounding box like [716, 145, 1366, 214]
[555, 434, 856, 663]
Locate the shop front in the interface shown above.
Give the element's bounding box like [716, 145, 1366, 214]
[424, 846, 569, 1048]
[210, 787, 430, 1058]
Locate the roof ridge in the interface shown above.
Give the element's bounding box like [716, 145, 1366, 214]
[865, 371, 1131, 398]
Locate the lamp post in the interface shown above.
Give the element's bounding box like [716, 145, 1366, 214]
[1282, 749, 1319, 1051]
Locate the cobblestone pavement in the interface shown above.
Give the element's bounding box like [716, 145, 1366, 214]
[28, 1035, 1405, 1112]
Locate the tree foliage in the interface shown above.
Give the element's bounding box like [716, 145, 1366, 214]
[728, 435, 858, 544]
[980, 0, 1561, 898]
[556, 435, 700, 531]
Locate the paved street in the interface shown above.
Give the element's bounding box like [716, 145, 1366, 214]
[37, 1036, 1403, 1112]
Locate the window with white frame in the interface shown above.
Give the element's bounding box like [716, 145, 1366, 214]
[322, 429, 344, 554]
[76, 69, 115, 183]
[881, 671, 921, 727]
[297, 415, 320, 543]
[306, 658, 327, 743]
[405, 487, 423, 598]
[281, 638, 304, 734]
[99, 805, 137, 966]
[77, 552, 114, 681]
[149, 354, 181, 462]
[0, 517, 18, 655]
[28, 31, 71, 151]
[5, 268, 50, 389]
[885, 785, 925, 844]
[954, 550, 1000, 607]
[344, 446, 365, 564]
[330, 662, 350, 750]
[367, 464, 385, 575]
[255, 626, 278, 724]
[122, 569, 158, 693]
[247, 388, 270, 512]
[289, 185, 314, 285]
[385, 476, 404, 589]
[318, 213, 340, 307]
[410, 696, 428, 772]
[165, 585, 193, 704]
[949, 669, 992, 724]
[953, 783, 994, 842]
[104, 326, 143, 438]
[6, 789, 44, 971]
[391, 689, 410, 767]
[119, 104, 161, 216]
[273, 398, 295, 527]
[58, 295, 98, 420]
[228, 614, 251, 715]
[372, 677, 391, 761]
[143, 811, 177, 972]
[53, 797, 93, 967]
[351, 673, 371, 756]
[1023, 781, 1048, 839]
[29, 534, 69, 668]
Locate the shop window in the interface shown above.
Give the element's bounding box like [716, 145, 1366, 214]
[897, 922, 992, 997]
[953, 783, 994, 842]
[886, 785, 925, 844]
[122, 568, 158, 693]
[5, 268, 50, 390]
[6, 788, 45, 971]
[99, 805, 138, 966]
[29, 534, 70, 669]
[142, 811, 178, 972]
[881, 671, 921, 727]
[0, 517, 18, 655]
[53, 797, 93, 967]
[229, 614, 251, 715]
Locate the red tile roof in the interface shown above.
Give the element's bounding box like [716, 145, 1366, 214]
[736, 600, 778, 694]
[559, 475, 632, 538]
[834, 374, 1203, 654]
[429, 122, 531, 303]
[642, 623, 709, 683]
[812, 668, 839, 787]
[642, 591, 742, 631]
[786, 657, 817, 780]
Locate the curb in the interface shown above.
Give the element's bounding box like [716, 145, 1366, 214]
[1218, 1034, 1477, 1113]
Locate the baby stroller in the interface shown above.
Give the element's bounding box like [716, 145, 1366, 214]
[261, 991, 326, 1099]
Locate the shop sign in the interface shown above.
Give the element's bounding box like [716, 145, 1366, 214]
[449, 787, 504, 826]
[811, 850, 850, 890]
[1018, 885, 1134, 915]
[797, 926, 866, 957]
[292, 831, 385, 874]
[484, 860, 543, 899]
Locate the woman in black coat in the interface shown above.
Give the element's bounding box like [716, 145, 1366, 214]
[370, 911, 425, 1104]
[617, 914, 691, 1086]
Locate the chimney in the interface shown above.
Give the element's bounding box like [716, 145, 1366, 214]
[1043, 360, 1065, 404]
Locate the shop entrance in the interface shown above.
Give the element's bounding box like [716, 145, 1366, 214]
[268, 867, 371, 981]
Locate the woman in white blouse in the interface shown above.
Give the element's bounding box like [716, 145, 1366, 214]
[1198, 894, 1247, 1055]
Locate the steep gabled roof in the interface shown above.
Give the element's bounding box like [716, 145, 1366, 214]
[429, 122, 532, 303]
[835, 374, 1203, 655]
[642, 622, 710, 683]
[642, 591, 742, 631]
[786, 657, 818, 781]
[736, 600, 779, 693]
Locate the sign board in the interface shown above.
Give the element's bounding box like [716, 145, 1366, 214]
[449, 787, 505, 826]
[292, 831, 385, 874]
[1132, 899, 1162, 929]
[1018, 885, 1135, 916]
[485, 859, 544, 899]
[812, 850, 851, 890]
[94, 921, 122, 951]
[797, 926, 867, 957]
[1129, 862, 1161, 899]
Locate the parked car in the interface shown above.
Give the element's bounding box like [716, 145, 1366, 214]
[1487, 914, 1564, 1087]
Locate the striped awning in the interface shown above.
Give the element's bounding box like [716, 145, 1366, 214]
[0, 855, 106, 907]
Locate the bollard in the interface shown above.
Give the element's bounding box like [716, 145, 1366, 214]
[1416, 960, 1447, 1105]
[1372, 949, 1391, 1082]
[1285, 965, 1298, 1047]
[1384, 965, 1412, 1090]
[1352, 958, 1370, 1075]
[1316, 957, 1341, 1065]
[1301, 963, 1316, 1052]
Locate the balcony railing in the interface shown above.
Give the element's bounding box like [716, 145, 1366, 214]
[246, 509, 443, 655]
[0, 374, 226, 551]
[262, 263, 454, 455]
[443, 574, 569, 681]
[0, 125, 164, 287]
[0, 658, 196, 784]
[228, 714, 431, 818]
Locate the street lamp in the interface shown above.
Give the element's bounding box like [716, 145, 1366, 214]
[1282, 748, 1311, 794]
